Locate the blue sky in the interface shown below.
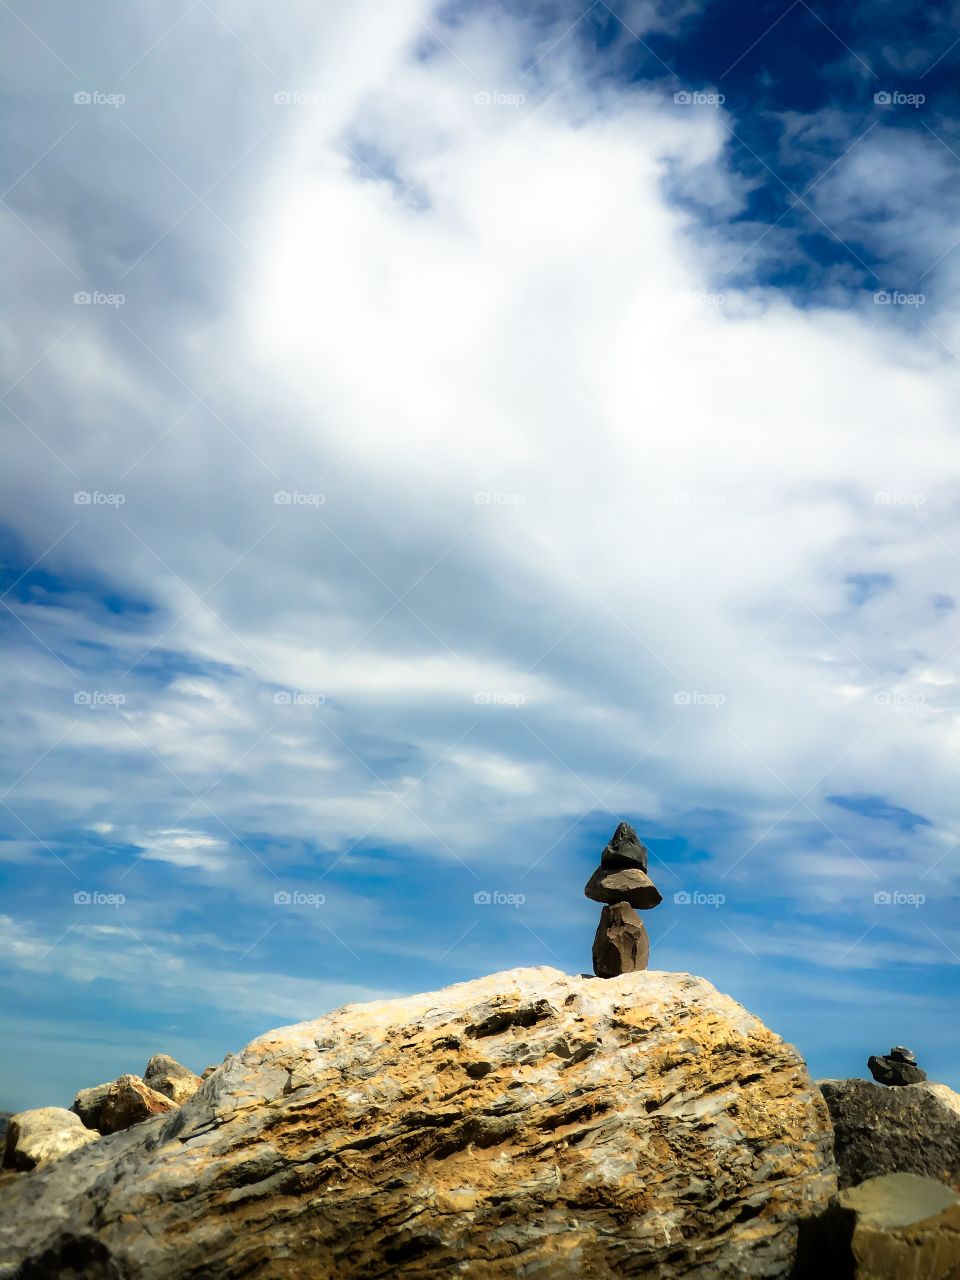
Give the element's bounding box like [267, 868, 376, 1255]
[2, 0, 960, 1111]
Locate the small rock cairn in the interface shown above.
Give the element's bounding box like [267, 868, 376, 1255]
[868, 1045, 926, 1086]
[584, 821, 662, 977]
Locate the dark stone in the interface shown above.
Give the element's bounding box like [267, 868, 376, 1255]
[867, 1054, 927, 1087]
[819, 1078, 960, 1191]
[584, 866, 662, 910]
[599, 821, 650, 873]
[592, 902, 650, 977]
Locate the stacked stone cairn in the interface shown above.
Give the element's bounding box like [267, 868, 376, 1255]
[585, 821, 662, 977]
[868, 1045, 927, 1086]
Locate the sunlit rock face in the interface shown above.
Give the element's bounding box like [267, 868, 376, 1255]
[0, 966, 835, 1279]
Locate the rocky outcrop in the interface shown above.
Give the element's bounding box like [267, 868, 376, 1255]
[2, 1108, 99, 1171]
[143, 1054, 202, 1105]
[0, 966, 835, 1279]
[819, 1078, 960, 1191]
[839, 1173, 960, 1279]
[98, 1075, 177, 1135]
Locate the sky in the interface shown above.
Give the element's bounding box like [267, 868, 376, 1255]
[2, 0, 960, 1112]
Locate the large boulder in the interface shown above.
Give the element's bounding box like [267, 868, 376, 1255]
[2, 1107, 99, 1171]
[143, 1054, 202, 1105]
[98, 1075, 176, 1135]
[819, 1078, 960, 1191]
[0, 967, 834, 1279]
[839, 1172, 960, 1279]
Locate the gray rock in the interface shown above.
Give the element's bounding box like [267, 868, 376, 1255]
[2, 1107, 99, 1171]
[599, 820, 650, 872]
[584, 865, 662, 909]
[72, 1082, 113, 1131]
[143, 1054, 202, 1104]
[868, 1053, 927, 1087]
[592, 901, 649, 976]
[819, 1078, 960, 1191]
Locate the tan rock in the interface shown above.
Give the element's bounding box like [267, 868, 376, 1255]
[143, 1054, 202, 1105]
[2, 1107, 99, 1171]
[0, 967, 835, 1278]
[839, 1172, 960, 1279]
[98, 1075, 176, 1134]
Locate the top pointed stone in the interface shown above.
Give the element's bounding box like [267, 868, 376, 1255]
[600, 821, 649, 873]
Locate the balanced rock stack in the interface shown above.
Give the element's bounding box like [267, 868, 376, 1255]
[585, 821, 662, 977]
[868, 1045, 927, 1086]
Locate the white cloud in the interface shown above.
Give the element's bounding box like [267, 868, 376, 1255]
[1, 0, 960, 1083]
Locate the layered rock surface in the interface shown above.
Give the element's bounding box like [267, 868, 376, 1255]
[0, 966, 835, 1280]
